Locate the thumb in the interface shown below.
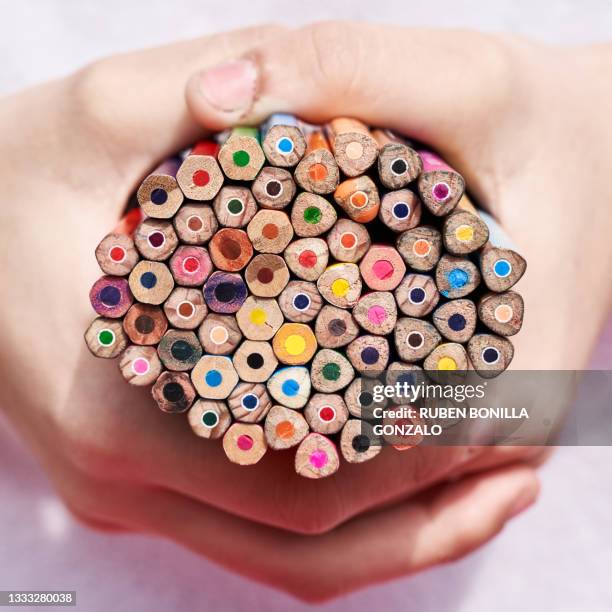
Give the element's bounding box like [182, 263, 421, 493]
[67, 25, 284, 178]
[185, 22, 517, 183]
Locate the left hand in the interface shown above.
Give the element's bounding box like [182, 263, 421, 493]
[0, 23, 546, 601]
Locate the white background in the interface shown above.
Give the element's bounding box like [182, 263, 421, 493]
[1, 1, 612, 610]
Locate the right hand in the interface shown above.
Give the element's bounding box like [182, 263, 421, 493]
[9, 22, 607, 600]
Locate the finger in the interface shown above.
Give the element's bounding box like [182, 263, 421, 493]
[147, 441, 474, 534]
[61, 367, 471, 533]
[64, 355, 479, 534]
[66, 508, 129, 534]
[68, 25, 284, 176]
[59, 346, 471, 534]
[67, 464, 538, 602]
[186, 22, 520, 197]
[448, 445, 553, 480]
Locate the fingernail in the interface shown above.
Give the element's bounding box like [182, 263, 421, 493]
[508, 486, 537, 519]
[198, 58, 257, 115]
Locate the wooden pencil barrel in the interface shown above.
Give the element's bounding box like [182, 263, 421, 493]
[87, 116, 528, 480]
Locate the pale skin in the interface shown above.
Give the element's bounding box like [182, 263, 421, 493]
[1, 22, 610, 602]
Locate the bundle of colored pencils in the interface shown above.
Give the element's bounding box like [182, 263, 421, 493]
[85, 115, 526, 479]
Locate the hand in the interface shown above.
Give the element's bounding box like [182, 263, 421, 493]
[6, 21, 604, 601]
[186, 23, 612, 372]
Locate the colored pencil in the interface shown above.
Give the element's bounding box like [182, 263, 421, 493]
[316, 263, 362, 308]
[222, 423, 267, 465]
[264, 405, 309, 450]
[314, 305, 360, 349]
[227, 382, 273, 423]
[385, 362, 424, 403]
[396, 226, 443, 272]
[435, 254, 481, 299]
[394, 273, 440, 317]
[334, 175, 380, 223]
[423, 342, 469, 373]
[95, 232, 139, 276]
[382, 410, 424, 451]
[304, 393, 349, 435]
[272, 322, 318, 365]
[284, 237, 329, 281]
[251, 166, 296, 210]
[176, 141, 224, 201]
[290, 192, 337, 238]
[217, 127, 265, 181]
[340, 419, 382, 464]
[394, 317, 441, 362]
[235, 296, 284, 341]
[326, 218, 371, 264]
[203, 271, 248, 313]
[152, 371, 196, 413]
[208, 228, 253, 272]
[467, 333, 514, 378]
[190, 354, 239, 399]
[232, 340, 278, 382]
[373, 129, 422, 189]
[173, 203, 218, 245]
[378, 189, 422, 233]
[112, 208, 143, 236]
[137, 158, 184, 219]
[163, 287, 208, 330]
[261, 113, 307, 167]
[294, 129, 340, 194]
[157, 329, 203, 371]
[123, 303, 168, 345]
[442, 194, 489, 255]
[84, 317, 128, 359]
[247, 209, 294, 254]
[266, 366, 311, 409]
[477, 291, 524, 337]
[127, 261, 174, 305]
[277, 280, 323, 323]
[310, 348, 355, 393]
[352, 291, 398, 335]
[198, 313, 243, 355]
[358, 245, 406, 291]
[326, 118, 378, 177]
[90, 275, 133, 318]
[479, 244, 527, 292]
[343, 376, 387, 419]
[119, 345, 163, 386]
[213, 186, 258, 229]
[168, 245, 213, 287]
[188, 399, 232, 439]
[432, 299, 477, 343]
[295, 433, 339, 479]
[346, 334, 390, 377]
[417, 150, 465, 216]
[244, 253, 290, 297]
[133, 218, 178, 261]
